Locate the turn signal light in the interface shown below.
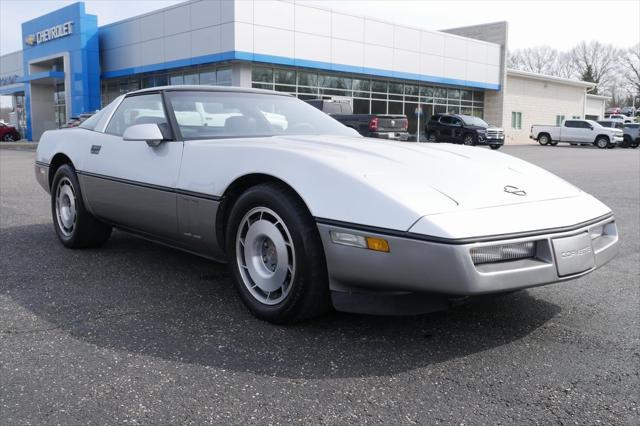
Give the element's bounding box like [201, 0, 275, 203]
[330, 231, 390, 253]
[366, 237, 390, 252]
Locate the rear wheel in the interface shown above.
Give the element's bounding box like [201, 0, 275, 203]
[631, 140, 639, 148]
[595, 136, 609, 149]
[225, 183, 331, 324]
[538, 134, 550, 145]
[51, 164, 112, 248]
[426, 132, 437, 142]
[621, 136, 631, 148]
[2, 133, 16, 142]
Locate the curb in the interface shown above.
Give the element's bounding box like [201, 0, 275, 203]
[0, 142, 38, 151]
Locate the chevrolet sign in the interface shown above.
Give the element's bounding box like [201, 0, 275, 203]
[26, 21, 73, 46]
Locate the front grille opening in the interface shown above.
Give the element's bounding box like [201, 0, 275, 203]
[470, 241, 536, 265]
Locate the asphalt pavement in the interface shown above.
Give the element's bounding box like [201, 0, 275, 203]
[1, 145, 638, 424]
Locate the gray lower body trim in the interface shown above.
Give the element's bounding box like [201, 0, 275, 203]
[34, 162, 49, 193]
[318, 216, 619, 314]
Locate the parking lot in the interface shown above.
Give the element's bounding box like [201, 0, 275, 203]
[1, 145, 638, 424]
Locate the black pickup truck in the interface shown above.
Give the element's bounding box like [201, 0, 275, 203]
[425, 113, 505, 149]
[306, 99, 409, 140]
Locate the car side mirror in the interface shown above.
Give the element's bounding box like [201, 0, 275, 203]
[589, 125, 594, 130]
[122, 123, 166, 147]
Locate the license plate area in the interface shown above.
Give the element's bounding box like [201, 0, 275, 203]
[552, 232, 595, 277]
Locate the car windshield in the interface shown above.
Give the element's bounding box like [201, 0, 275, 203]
[460, 116, 488, 127]
[165, 91, 358, 140]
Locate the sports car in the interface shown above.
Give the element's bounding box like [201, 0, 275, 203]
[35, 86, 619, 323]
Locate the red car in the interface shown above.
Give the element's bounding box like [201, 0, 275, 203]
[0, 122, 21, 141]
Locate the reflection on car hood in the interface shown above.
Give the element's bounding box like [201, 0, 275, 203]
[267, 135, 582, 213]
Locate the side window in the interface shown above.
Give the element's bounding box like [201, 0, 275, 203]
[105, 93, 168, 137]
[440, 116, 452, 125]
[577, 121, 591, 129]
[451, 118, 462, 126]
[564, 120, 576, 128]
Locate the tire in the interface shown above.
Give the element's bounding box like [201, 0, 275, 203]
[595, 136, 609, 149]
[550, 141, 558, 146]
[463, 133, 475, 146]
[621, 136, 631, 148]
[2, 133, 16, 142]
[570, 143, 577, 146]
[225, 182, 331, 324]
[51, 164, 112, 248]
[426, 132, 437, 142]
[538, 134, 550, 145]
[489, 144, 501, 150]
[631, 141, 639, 148]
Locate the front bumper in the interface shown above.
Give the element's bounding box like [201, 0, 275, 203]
[318, 215, 618, 312]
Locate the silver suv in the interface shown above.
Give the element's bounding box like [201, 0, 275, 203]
[622, 123, 640, 148]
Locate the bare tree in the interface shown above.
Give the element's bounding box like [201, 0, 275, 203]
[621, 43, 640, 95]
[508, 46, 559, 75]
[568, 41, 621, 94]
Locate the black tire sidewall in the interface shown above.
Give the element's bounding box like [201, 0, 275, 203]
[51, 165, 82, 246]
[225, 184, 328, 323]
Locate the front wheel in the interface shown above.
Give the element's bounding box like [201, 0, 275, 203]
[463, 134, 475, 146]
[595, 137, 609, 149]
[489, 145, 501, 150]
[426, 132, 437, 142]
[2, 133, 16, 142]
[621, 136, 631, 148]
[225, 183, 331, 324]
[51, 164, 112, 248]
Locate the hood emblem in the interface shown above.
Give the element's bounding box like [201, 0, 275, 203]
[504, 185, 526, 196]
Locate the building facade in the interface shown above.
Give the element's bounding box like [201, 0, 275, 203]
[0, 0, 604, 142]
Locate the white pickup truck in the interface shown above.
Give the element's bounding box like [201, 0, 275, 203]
[530, 119, 624, 149]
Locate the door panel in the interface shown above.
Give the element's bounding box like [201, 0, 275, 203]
[80, 93, 183, 242]
[81, 134, 183, 241]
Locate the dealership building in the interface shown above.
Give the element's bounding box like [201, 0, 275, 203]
[0, 0, 606, 141]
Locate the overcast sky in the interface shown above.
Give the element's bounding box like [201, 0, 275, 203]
[1, 0, 638, 55]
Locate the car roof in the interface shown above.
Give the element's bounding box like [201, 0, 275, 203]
[127, 85, 292, 97]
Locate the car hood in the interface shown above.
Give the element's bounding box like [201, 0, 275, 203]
[269, 134, 582, 212]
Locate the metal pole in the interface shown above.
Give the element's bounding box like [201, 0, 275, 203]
[416, 105, 420, 143]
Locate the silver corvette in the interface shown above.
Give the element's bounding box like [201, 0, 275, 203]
[35, 86, 619, 323]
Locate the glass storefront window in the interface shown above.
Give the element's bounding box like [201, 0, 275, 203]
[184, 73, 199, 85]
[353, 98, 370, 114]
[297, 71, 317, 87]
[275, 69, 296, 85]
[252, 66, 273, 83]
[216, 68, 232, 86]
[388, 102, 403, 115]
[433, 88, 447, 100]
[170, 74, 184, 85]
[199, 71, 216, 85]
[249, 65, 485, 126]
[371, 100, 386, 114]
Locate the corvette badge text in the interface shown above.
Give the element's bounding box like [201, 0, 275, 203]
[561, 246, 592, 259]
[25, 21, 73, 46]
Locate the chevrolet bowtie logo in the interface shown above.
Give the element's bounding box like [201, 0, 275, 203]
[504, 185, 527, 196]
[25, 35, 36, 46]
